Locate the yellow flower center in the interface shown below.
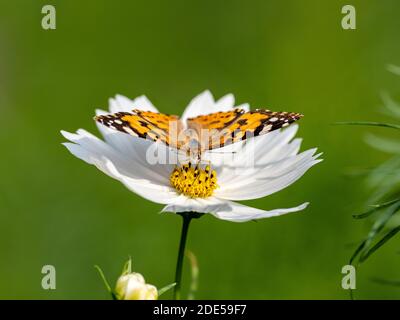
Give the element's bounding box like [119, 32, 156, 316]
[170, 163, 218, 198]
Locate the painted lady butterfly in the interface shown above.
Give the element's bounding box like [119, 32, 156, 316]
[95, 108, 302, 156]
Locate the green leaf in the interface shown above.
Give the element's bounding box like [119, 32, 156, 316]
[386, 64, 400, 76]
[351, 202, 400, 265]
[349, 241, 366, 265]
[122, 257, 132, 275]
[360, 226, 400, 263]
[380, 91, 400, 119]
[352, 198, 400, 219]
[366, 155, 400, 203]
[365, 133, 400, 154]
[94, 265, 117, 300]
[158, 283, 176, 296]
[370, 277, 400, 287]
[365, 203, 399, 243]
[335, 121, 400, 131]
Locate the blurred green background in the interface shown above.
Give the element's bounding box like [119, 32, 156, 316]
[1, 0, 400, 299]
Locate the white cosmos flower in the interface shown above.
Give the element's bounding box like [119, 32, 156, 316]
[61, 90, 321, 222]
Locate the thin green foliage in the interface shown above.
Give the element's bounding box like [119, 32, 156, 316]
[360, 225, 400, 262]
[365, 133, 400, 154]
[352, 202, 400, 265]
[121, 256, 132, 275]
[94, 265, 117, 300]
[335, 121, 400, 130]
[158, 283, 177, 296]
[387, 64, 400, 76]
[352, 198, 400, 219]
[344, 66, 400, 288]
[380, 91, 400, 119]
[370, 277, 400, 287]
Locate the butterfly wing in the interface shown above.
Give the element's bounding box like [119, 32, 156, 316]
[95, 110, 183, 147]
[186, 109, 245, 131]
[95, 108, 302, 150]
[187, 109, 303, 150]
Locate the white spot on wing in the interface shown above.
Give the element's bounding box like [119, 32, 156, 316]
[124, 127, 137, 135]
[260, 124, 272, 134]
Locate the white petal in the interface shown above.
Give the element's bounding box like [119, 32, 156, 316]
[204, 125, 302, 187]
[181, 90, 215, 123]
[216, 151, 321, 201]
[210, 201, 309, 222]
[109, 94, 159, 113]
[61, 129, 171, 185]
[62, 143, 119, 178]
[97, 123, 177, 180]
[63, 140, 178, 205]
[254, 125, 300, 165]
[202, 123, 322, 201]
[214, 94, 250, 112]
[103, 159, 179, 204]
[95, 109, 108, 116]
[131, 95, 159, 112]
[115, 94, 136, 111]
[108, 97, 121, 113]
[161, 195, 230, 214]
[204, 125, 299, 171]
[214, 93, 235, 111]
[218, 124, 300, 168]
[236, 103, 250, 112]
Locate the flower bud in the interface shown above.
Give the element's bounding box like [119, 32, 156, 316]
[115, 272, 158, 300]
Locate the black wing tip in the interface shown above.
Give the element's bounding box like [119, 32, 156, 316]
[252, 109, 304, 117]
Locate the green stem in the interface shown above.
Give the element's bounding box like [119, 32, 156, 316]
[173, 212, 192, 300]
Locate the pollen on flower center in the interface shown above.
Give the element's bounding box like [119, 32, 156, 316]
[170, 163, 218, 198]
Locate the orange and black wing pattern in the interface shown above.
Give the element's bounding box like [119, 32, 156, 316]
[95, 110, 183, 147]
[187, 109, 303, 150]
